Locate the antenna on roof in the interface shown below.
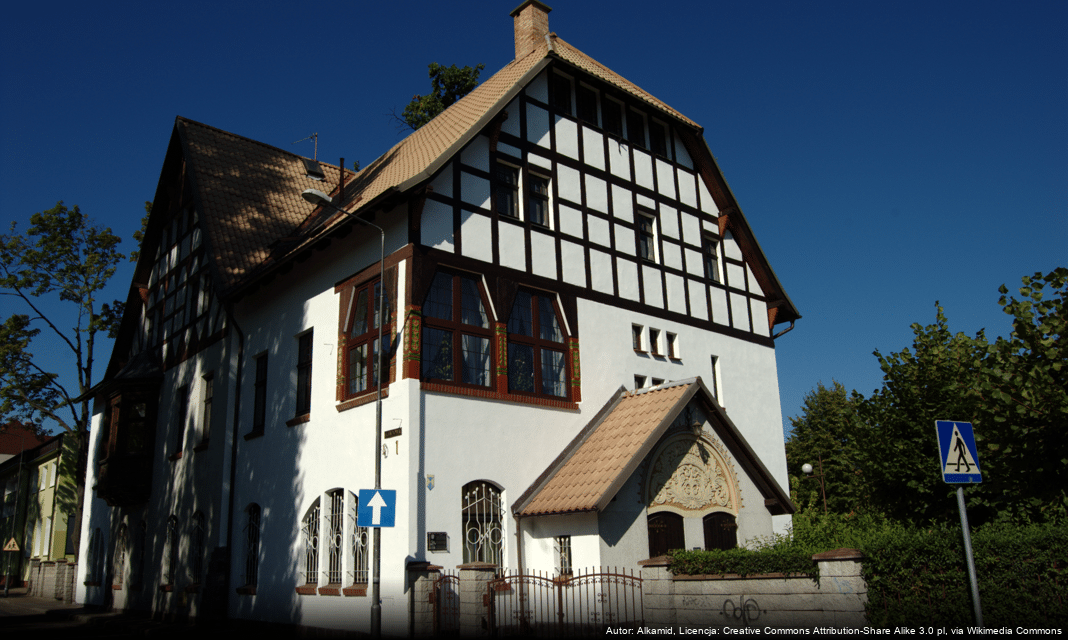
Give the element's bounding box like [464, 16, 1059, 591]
[293, 132, 319, 160]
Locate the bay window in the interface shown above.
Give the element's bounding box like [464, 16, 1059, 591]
[343, 278, 392, 398]
[507, 291, 568, 398]
[422, 271, 494, 387]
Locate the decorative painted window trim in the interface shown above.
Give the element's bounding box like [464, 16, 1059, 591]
[336, 269, 398, 403]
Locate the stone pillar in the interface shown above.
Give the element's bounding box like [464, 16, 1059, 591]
[457, 562, 496, 637]
[53, 559, 67, 601]
[407, 561, 442, 638]
[28, 559, 40, 596]
[638, 557, 677, 626]
[812, 548, 867, 628]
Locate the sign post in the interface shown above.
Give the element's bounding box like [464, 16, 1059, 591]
[936, 420, 983, 626]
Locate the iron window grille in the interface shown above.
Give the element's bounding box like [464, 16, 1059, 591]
[244, 504, 260, 587]
[422, 271, 494, 388]
[344, 279, 393, 399]
[348, 492, 370, 585]
[462, 481, 504, 566]
[302, 500, 320, 585]
[554, 535, 573, 576]
[164, 516, 179, 585]
[507, 291, 567, 399]
[296, 331, 313, 415]
[326, 490, 344, 584]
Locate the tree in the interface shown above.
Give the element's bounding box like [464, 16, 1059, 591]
[784, 381, 866, 515]
[0, 202, 126, 559]
[396, 62, 485, 131]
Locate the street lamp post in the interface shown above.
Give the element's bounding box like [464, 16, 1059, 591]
[301, 188, 385, 637]
[801, 456, 828, 514]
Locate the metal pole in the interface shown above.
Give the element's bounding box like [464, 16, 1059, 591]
[371, 221, 384, 639]
[956, 487, 983, 626]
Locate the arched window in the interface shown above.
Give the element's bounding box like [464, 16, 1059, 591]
[422, 271, 494, 387]
[302, 500, 320, 585]
[507, 291, 567, 398]
[703, 512, 737, 551]
[326, 490, 344, 585]
[461, 481, 504, 566]
[348, 491, 370, 585]
[244, 504, 261, 587]
[112, 524, 128, 588]
[646, 512, 684, 558]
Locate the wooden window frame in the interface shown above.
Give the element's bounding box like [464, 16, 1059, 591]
[494, 161, 520, 219]
[295, 331, 313, 416]
[507, 290, 569, 400]
[704, 234, 722, 283]
[251, 354, 267, 435]
[638, 210, 657, 263]
[421, 271, 495, 390]
[527, 172, 551, 228]
[342, 279, 393, 401]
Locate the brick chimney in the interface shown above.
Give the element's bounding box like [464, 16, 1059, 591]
[511, 0, 552, 60]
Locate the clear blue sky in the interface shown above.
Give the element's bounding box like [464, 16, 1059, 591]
[2, 0, 1065, 437]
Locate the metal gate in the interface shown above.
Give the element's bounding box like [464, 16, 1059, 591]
[487, 568, 643, 637]
[431, 572, 460, 635]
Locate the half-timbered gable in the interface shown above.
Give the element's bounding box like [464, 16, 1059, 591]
[79, 3, 799, 634]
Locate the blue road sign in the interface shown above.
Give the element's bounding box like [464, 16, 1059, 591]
[936, 421, 982, 483]
[357, 489, 396, 527]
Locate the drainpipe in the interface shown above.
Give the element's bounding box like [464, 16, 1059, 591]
[772, 320, 795, 341]
[221, 310, 245, 619]
[514, 513, 524, 576]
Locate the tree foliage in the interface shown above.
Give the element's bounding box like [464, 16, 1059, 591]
[399, 62, 485, 131]
[787, 268, 1067, 526]
[785, 381, 866, 515]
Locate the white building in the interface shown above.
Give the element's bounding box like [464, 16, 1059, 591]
[78, 2, 799, 634]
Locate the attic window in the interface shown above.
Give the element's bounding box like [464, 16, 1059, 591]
[301, 158, 325, 181]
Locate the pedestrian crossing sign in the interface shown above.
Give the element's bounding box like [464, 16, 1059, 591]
[936, 420, 982, 483]
[3, 538, 18, 552]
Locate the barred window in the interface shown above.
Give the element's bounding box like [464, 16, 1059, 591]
[349, 492, 370, 585]
[461, 481, 504, 566]
[164, 516, 179, 585]
[302, 500, 320, 585]
[191, 512, 205, 585]
[326, 490, 344, 585]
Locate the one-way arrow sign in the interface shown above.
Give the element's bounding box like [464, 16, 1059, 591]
[357, 489, 396, 528]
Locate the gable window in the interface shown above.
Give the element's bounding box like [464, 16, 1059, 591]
[462, 481, 504, 566]
[508, 291, 567, 398]
[296, 331, 313, 415]
[576, 84, 598, 124]
[302, 500, 320, 585]
[602, 96, 624, 137]
[494, 162, 519, 219]
[704, 235, 721, 283]
[627, 108, 647, 148]
[252, 354, 267, 434]
[638, 211, 657, 262]
[422, 271, 493, 388]
[649, 120, 669, 157]
[344, 279, 393, 398]
[527, 173, 551, 227]
[551, 71, 572, 116]
[244, 504, 261, 589]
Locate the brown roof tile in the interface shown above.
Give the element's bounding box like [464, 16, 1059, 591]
[518, 382, 693, 516]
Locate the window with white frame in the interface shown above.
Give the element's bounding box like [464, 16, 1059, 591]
[461, 481, 504, 566]
[709, 355, 721, 401]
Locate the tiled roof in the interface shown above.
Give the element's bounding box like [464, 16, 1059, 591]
[177, 118, 355, 294]
[187, 33, 703, 295]
[515, 378, 796, 517]
[516, 382, 694, 516]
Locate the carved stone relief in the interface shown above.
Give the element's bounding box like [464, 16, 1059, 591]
[646, 435, 738, 513]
